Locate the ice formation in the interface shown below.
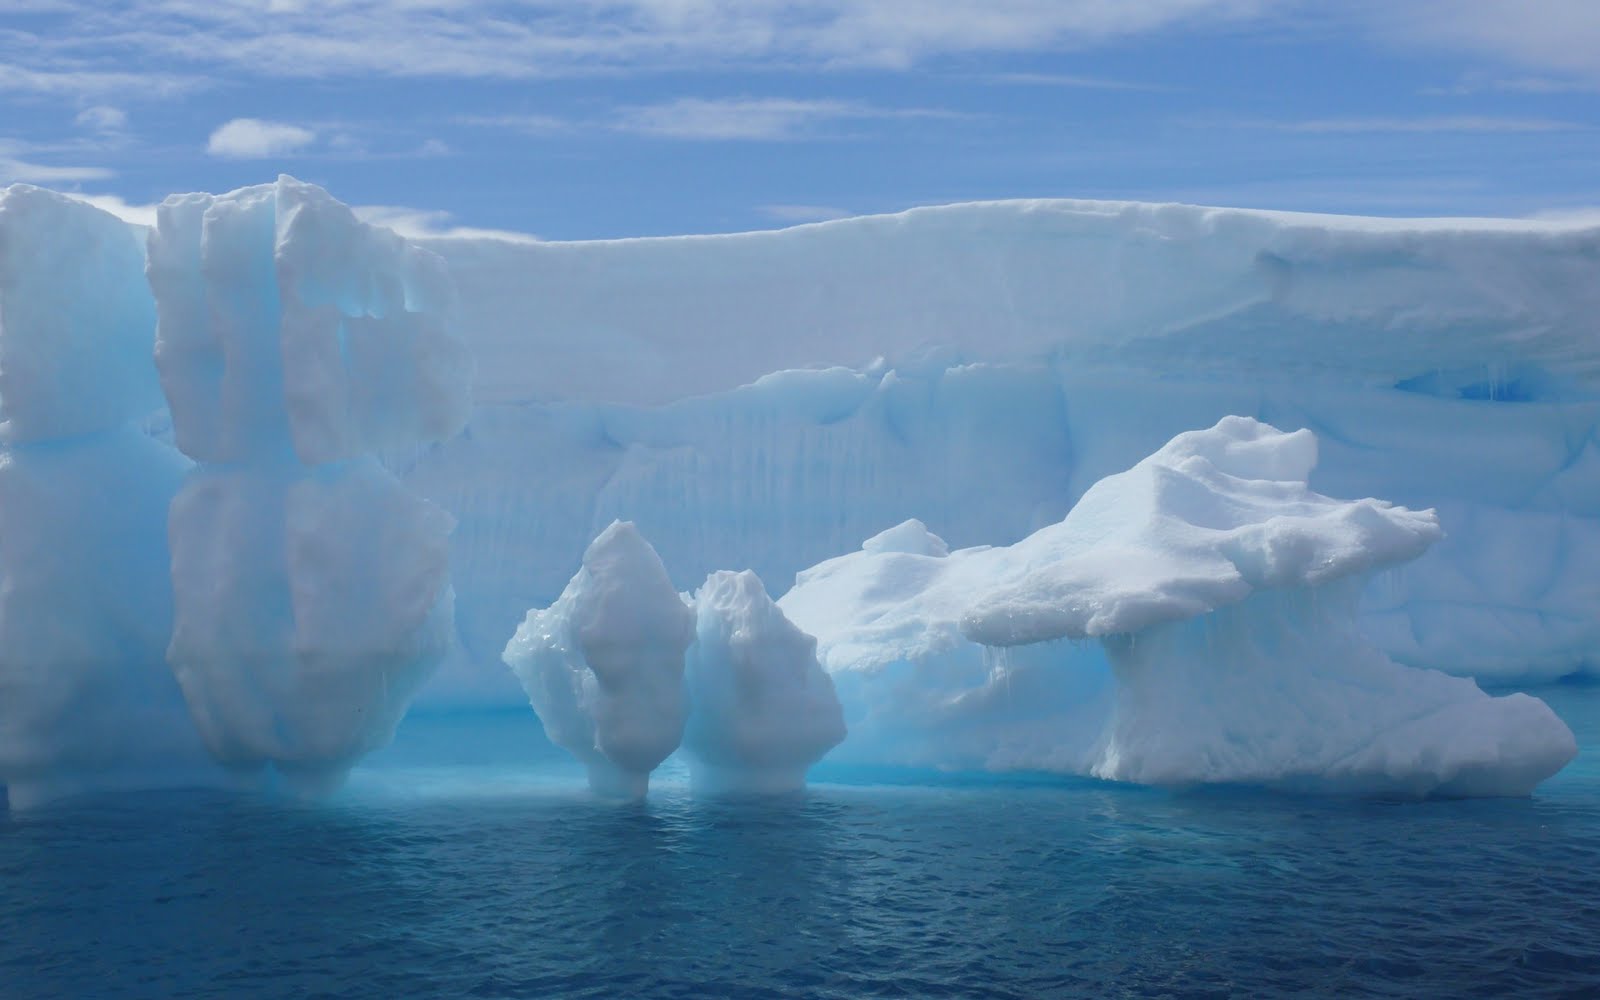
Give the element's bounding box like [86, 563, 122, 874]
[780, 418, 1577, 796]
[502, 522, 695, 798]
[149, 177, 469, 792]
[2, 178, 1593, 804]
[684, 571, 845, 792]
[0, 187, 212, 807]
[400, 201, 1600, 701]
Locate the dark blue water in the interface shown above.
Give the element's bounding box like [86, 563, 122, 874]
[5, 686, 1600, 1000]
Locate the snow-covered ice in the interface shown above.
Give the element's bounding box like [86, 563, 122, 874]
[781, 418, 1577, 796]
[503, 521, 695, 798]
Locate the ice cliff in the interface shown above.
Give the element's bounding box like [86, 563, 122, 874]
[406, 200, 1600, 703]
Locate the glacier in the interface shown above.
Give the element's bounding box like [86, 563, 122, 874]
[0, 175, 1595, 804]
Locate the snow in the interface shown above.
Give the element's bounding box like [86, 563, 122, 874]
[780, 418, 1576, 796]
[502, 521, 695, 798]
[684, 570, 845, 792]
[151, 177, 468, 793]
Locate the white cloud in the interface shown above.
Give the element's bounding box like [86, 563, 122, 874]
[0, 156, 115, 183]
[614, 97, 959, 140]
[983, 71, 1171, 91]
[0, 61, 195, 99]
[75, 105, 128, 133]
[0, 1, 1270, 82]
[1357, 0, 1600, 82]
[352, 204, 541, 243]
[456, 114, 571, 135]
[206, 118, 316, 158]
[759, 204, 854, 223]
[1281, 116, 1588, 134]
[64, 192, 159, 226]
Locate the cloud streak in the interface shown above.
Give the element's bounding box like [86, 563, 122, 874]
[4, 1, 1268, 83]
[612, 97, 960, 140]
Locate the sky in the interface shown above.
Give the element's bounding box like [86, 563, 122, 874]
[3, 1, 1599, 240]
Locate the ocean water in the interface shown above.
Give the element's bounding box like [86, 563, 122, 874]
[5, 685, 1600, 1000]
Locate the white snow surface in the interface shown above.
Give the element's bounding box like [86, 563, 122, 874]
[779, 418, 1576, 796]
[684, 570, 845, 792]
[502, 521, 695, 798]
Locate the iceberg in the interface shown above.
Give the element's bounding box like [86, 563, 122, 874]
[0, 178, 1590, 804]
[684, 570, 845, 792]
[149, 177, 469, 793]
[780, 418, 1577, 796]
[502, 521, 695, 798]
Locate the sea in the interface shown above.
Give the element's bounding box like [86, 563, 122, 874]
[4, 684, 1599, 999]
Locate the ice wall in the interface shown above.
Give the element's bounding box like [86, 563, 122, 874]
[148, 177, 470, 792]
[0, 187, 212, 807]
[401, 202, 1600, 701]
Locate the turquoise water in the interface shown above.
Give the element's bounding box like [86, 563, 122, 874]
[4, 684, 1600, 999]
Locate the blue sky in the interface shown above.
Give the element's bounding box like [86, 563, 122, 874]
[3, 1, 1599, 239]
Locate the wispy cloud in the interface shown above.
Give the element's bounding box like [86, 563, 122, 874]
[613, 97, 962, 140]
[206, 118, 316, 158]
[1357, 0, 1600, 82]
[455, 114, 571, 135]
[74, 105, 128, 134]
[759, 203, 854, 223]
[1280, 115, 1588, 134]
[982, 71, 1172, 91]
[0, 157, 115, 183]
[1, 1, 1269, 83]
[352, 204, 541, 243]
[1421, 74, 1597, 97]
[63, 192, 159, 226]
[1190, 113, 1591, 135]
[0, 61, 195, 99]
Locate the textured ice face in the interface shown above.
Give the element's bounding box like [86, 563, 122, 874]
[165, 460, 456, 792]
[503, 521, 695, 797]
[684, 570, 845, 792]
[146, 176, 470, 794]
[147, 175, 471, 465]
[781, 418, 1576, 797]
[0, 186, 163, 442]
